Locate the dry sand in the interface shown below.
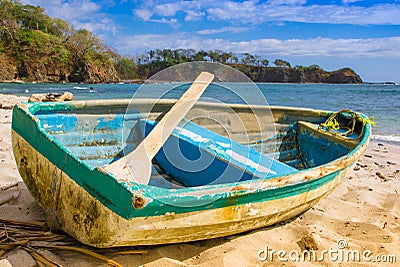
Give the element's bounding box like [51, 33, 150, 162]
[0, 93, 398, 266]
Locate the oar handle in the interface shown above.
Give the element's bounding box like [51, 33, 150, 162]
[140, 72, 214, 159]
[105, 72, 214, 185]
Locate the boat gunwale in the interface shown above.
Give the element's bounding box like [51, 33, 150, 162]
[13, 99, 371, 198]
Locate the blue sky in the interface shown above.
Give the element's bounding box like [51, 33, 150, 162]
[21, 0, 400, 82]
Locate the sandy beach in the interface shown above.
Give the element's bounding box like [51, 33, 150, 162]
[0, 93, 398, 266]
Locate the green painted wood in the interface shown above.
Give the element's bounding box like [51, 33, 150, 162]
[11, 100, 371, 220]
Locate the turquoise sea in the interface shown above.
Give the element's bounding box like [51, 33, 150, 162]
[1, 82, 399, 144]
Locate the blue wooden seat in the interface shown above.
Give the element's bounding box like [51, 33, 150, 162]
[141, 120, 298, 187]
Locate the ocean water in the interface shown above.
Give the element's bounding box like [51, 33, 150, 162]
[1, 82, 399, 144]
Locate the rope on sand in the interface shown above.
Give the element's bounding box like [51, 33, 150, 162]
[0, 218, 146, 266]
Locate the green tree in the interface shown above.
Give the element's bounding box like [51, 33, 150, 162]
[65, 29, 107, 65]
[0, 0, 120, 82]
[294, 65, 306, 70]
[307, 64, 321, 70]
[242, 53, 256, 66]
[260, 59, 269, 67]
[208, 50, 218, 62]
[148, 49, 155, 62]
[0, 0, 19, 48]
[115, 57, 138, 79]
[274, 59, 291, 68]
[51, 18, 72, 38]
[15, 29, 70, 79]
[194, 50, 208, 61]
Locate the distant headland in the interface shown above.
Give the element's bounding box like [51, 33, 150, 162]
[0, 1, 362, 84]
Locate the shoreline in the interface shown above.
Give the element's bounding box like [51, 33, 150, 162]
[0, 94, 398, 266]
[371, 135, 400, 147]
[4, 80, 399, 85]
[1, 90, 399, 144]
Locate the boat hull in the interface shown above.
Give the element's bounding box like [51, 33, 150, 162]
[13, 132, 350, 247]
[11, 100, 370, 247]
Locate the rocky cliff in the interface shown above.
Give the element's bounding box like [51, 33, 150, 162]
[232, 65, 362, 83]
[68, 62, 120, 83]
[0, 57, 120, 83]
[0, 53, 17, 81]
[0, 57, 362, 84]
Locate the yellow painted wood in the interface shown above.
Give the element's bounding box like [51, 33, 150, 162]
[12, 130, 349, 248]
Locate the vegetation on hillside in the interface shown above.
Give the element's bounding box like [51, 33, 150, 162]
[122, 49, 362, 83]
[0, 0, 119, 82]
[0, 0, 362, 83]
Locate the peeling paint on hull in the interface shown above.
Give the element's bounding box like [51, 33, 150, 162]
[13, 130, 350, 247]
[11, 99, 371, 247]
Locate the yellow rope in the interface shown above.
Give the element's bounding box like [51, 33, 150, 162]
[321, 117, 340, 131]
[319, 109, 375, 138]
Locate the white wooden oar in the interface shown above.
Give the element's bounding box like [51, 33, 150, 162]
[105, 72, 214, 185]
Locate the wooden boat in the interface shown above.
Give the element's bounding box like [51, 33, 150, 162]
[11, 99, 371, 247]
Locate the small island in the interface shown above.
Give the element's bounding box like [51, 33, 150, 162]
[0, 1, 361, 84]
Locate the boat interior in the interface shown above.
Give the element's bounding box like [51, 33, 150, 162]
[33, 100, 363, 189]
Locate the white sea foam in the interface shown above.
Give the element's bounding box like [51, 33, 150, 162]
[371, 134, 400, 145]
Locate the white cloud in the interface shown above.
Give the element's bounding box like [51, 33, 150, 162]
[133, 1, 205, 22]
[114, 34, 400, 59]
[268, 0, 307, 6]
[134, 9, 153, 21]
[197, 27, 249, 35]
[184, 10, 206, 21]
[133, 1, 400, 25]
[206, 2, 400, 25]
[153, 2, 182, 17]
[207, 1, 260, 23]
[342, 0, 363, 4]
[114, 33, 196, 53]
[77, 17, 118, 35]
[148, 18, 180, 28]
[21, 0, 100, 21]
[231, 37, 400, 57]
[20, 0, 119, 34]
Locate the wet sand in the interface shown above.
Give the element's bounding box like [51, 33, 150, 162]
[0, 94, 398, 266]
